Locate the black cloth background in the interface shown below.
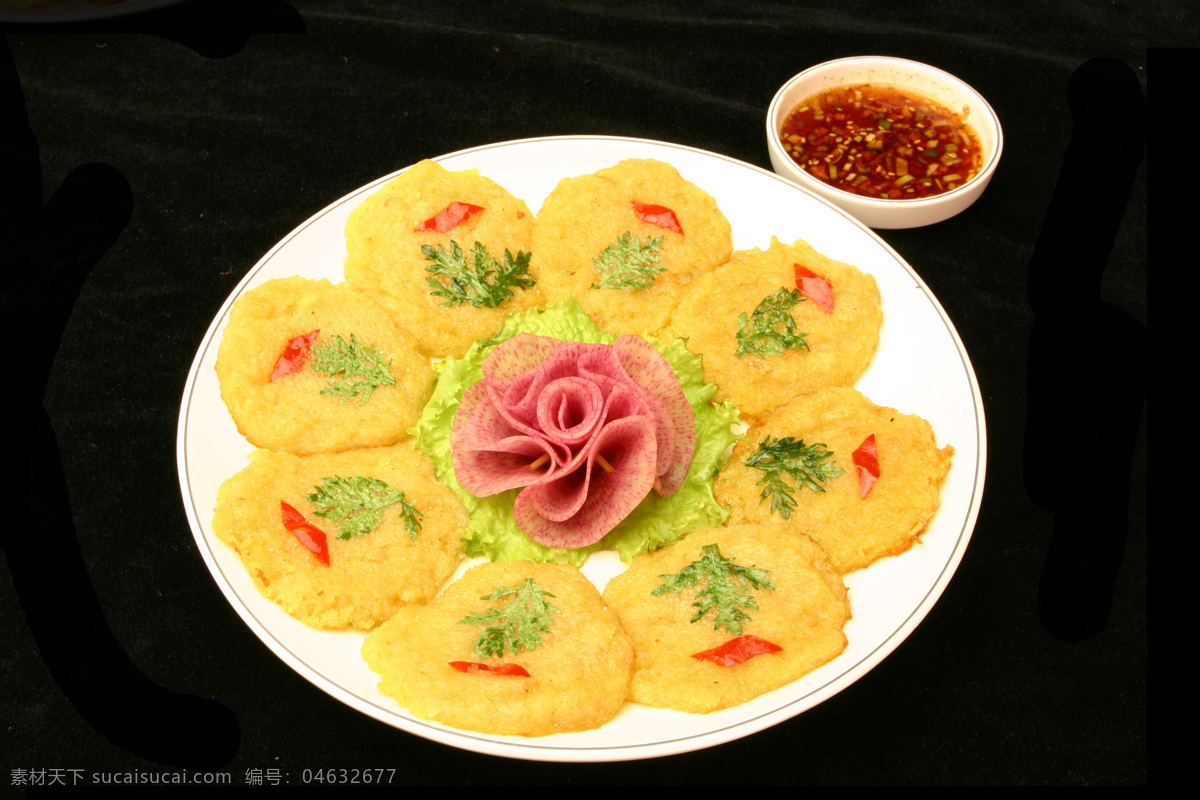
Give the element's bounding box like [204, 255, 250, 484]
[2, 0, 1154, 787]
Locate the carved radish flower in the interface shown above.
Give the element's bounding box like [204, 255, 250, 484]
[450, 333, 695, 549]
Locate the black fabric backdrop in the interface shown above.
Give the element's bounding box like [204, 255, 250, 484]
[3, 0, 1154, 788]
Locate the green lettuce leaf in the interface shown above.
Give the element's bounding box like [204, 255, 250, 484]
[410, 299, 742, 566]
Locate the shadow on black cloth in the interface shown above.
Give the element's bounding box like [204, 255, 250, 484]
[0, 0, 305, 57]
[0, 34, 243, 769]
[1024, 57, 1146, 643]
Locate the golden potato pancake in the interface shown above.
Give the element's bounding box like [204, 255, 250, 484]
[212, 443, 467, 630]
[603, 524, 848, 714]
[663, 237, 882, 420]
[714, 387, 953, 573]
[363, 561, 633, 736]
[344, 159, 543, 359]
[531, 158, 732, 338]
[215, 276, 433, 454]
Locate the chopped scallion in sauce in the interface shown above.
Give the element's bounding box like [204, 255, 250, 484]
[780, 84, 983, 200]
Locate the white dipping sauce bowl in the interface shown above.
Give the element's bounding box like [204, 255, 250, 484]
[767, 56, 1003, 229]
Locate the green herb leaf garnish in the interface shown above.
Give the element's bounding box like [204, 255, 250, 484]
[422, 240, 535, 309]
[734, 287, 810, 358]
[305, 475, 424, 541]
[459, 579, 562, 660]
[309, 333, 395, 405]
[591, 231, 665, 290]
[651, 543, 774, 635]
[744, 435, 845, 519]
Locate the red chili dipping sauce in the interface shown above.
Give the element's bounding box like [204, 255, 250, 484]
[780, 84, 983, 200]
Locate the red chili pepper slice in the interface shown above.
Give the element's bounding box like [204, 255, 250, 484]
[270, 329, 320, 381]
[448, 661, 531, 677]
[691, 634, 782, 667]
[852, 433, 880, 499]
[631, 200, 683, 234]
[280, 501, 330, 566]
[414, 201, 484, 233]
[793, 264, 834, 313]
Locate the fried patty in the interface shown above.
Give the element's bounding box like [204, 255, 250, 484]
[714, 387, 953, 573]
[602, 523, 849, 713]
[213, 443, 467, 630]
[215, 277, 434, 454]
[531, 158, 732, 338]
[663, 237, 882, 421]
[363, 561, 634, 736]
[344, 159, 543, 359]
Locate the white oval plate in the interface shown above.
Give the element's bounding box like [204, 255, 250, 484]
[177, 136, 985, 762]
